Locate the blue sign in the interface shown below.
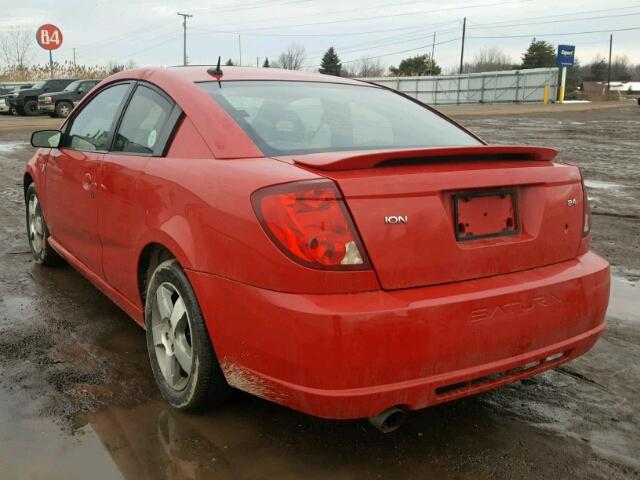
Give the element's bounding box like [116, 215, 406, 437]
[556, 45, 575, 68]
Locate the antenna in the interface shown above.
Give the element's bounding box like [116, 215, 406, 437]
[207, 56, 223, 76]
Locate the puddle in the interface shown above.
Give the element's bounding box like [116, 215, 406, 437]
[608, 275, 640, 323]
[584, 179, 623, 190]
[0, 142, 29, 154]
[0, 387, 123, 480]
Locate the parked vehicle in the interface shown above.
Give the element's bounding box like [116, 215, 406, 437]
[38, 79, 101, 118]
[0, 84, 33, 115]
[0, 81, 33, 96]
[26, 67, 610, 431]
[9, 78, 77, 116]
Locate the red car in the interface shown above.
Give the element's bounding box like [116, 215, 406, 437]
[26, 66, 609, 432]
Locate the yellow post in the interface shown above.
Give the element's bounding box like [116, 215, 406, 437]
[558, 66, 567, 104]
[543, 84, 549, 104]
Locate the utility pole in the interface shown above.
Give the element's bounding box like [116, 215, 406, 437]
[431, 31, 436, 72]
[177, 12, 193, 66]
[459, 17, 466, 74]
[72, 48, 77, 66]
[607, 34, 613, 93]
[238, 34, 242, 66]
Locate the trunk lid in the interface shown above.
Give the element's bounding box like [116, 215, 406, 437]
[280, 146, 585, 290]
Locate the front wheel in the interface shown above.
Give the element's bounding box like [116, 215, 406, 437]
[23, 100, 39, 116]
[25, 184, 64, 266]
[55, 101, 73, 118]
[145, 259, 231, 411]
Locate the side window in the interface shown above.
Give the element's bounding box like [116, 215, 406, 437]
[66, 83, 130, 152]
[112, 85, 174, 155]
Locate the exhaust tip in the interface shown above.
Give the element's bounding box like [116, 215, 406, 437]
[368, 406, 405, 433]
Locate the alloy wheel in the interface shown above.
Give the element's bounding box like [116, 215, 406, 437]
[59, 103, 71, 117]
[151, 282, 193, 391]
[28, 194, 44, 255]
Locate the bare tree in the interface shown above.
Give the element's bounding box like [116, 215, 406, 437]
[464, 47, 512, 73]
[0, 30, 34, 69]
[275, 43, 306, 70]
[106, 60, 138, 75]
[343, 57, 386, 78]
[610, 55, 632, 82]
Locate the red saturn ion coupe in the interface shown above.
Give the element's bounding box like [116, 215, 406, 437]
[26, 66, 609, 432]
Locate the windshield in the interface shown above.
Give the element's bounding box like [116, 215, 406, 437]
[198, 81, 480, 156]
[64, 80, 82, 91]
[31, 81, 46, 89]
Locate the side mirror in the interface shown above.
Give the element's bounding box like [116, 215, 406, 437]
[77, 89, 84, 94]
[31, 130, 62, 149]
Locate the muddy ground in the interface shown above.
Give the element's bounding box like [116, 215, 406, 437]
[0, 105, 639, 480]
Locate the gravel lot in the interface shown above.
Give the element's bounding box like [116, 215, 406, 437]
[0, 103, 638, 480]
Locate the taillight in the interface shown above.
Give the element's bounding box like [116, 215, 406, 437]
[580, 176, 592, 237]
[252, 180, 370, 269]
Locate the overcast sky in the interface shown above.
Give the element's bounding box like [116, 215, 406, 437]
[1, 0, 639, 72]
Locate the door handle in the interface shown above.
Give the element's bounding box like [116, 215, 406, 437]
[82, 172, 92, 191]
[82, 172, 94, 198]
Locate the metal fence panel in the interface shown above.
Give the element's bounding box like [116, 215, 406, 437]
[364, 68, 559, 105]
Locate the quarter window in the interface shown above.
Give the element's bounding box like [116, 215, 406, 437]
[66, 83, 130, 151]
[112, 85, 174, 155]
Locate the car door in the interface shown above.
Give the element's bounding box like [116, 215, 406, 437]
[45, 82, 132, 275]
[98, 82, 182, 302]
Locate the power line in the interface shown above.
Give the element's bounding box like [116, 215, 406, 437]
[189, 21, 458, 38]
[466, 4, 640, 29]
[190, 0, 316, 14]
[468, 25, 640, 39]
[113, 33, 183, 62]
[468, 10, 640, 30]
[300, 26, 462, 60]
[217, 0, 449, 29]
[234, 0, 534, 33]
[76, 18, 174, 50]
[304, 36, 462, 68]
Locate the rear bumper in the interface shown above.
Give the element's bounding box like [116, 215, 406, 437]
[187, 251, 610, 419]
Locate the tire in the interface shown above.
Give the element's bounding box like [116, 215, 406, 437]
[23, 99, 39, 116]
[25, 184, 64, 266]
[55, 101, 73, 118]
[145, 258, 231, 411]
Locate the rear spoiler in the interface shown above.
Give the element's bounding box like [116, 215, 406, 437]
[288, 145, 558, 171]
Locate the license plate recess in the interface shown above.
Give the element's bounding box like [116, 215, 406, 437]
[454, 189, 519, 241]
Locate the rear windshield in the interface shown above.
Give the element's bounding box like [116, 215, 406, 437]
[198, 81, 480, 156]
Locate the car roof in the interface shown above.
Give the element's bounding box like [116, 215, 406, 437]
[109, 66, 369, 86]
[42, 78, 79, 82]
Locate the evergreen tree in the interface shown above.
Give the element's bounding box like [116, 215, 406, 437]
[565, 58, 583, 99]
[520, 39, 556, 69]
[225, 58, 234, 66]
[389, 54, 440, 76]
[589, 57, 607, 82]
[319, 47, 342, 76]
[263, 57, 270, 68]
